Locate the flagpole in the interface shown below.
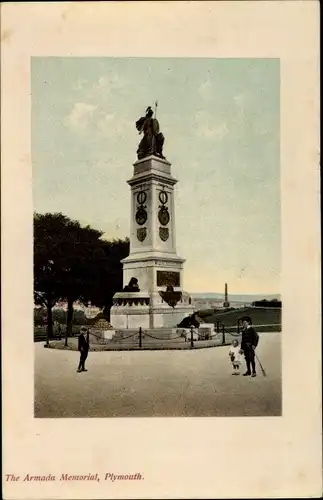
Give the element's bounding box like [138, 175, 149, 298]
[152, 101, 158, 156]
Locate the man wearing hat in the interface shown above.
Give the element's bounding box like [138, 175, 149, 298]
[240, 316, 259, 377]
[77, 327, 90, 373]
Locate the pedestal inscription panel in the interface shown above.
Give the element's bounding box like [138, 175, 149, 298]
[157, 271, 180, 287]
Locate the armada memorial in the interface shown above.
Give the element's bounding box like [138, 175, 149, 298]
[110, 105, 195, 332]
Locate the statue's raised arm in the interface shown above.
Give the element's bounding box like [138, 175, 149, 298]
[135, 106, 165, 160]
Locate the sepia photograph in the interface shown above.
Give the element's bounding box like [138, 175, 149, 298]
[33, 57, 282, 418]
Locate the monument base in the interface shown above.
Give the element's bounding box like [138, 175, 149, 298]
[110, 291, 195, 330]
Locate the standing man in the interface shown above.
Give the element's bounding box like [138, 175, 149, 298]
[240, 316, 259, 377]
[77, 327, 90, 373]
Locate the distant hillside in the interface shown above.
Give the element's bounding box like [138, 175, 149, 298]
[191, 293, 281, 303]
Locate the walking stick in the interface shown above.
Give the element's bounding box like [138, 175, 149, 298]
[255, 352, 267, 377]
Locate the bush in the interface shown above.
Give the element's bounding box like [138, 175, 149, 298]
[52, 309, 67, 324]
[251, 300, 282, 308]
[34, 307, 47, 326]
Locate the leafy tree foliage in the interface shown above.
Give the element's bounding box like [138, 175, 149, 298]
[34, 212, 129, 345]
[79, 238, 129, 321]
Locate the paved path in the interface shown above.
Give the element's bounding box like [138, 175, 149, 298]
[34, 332, 281, 418]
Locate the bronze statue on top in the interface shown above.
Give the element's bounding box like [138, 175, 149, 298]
[135, 104, 165, 160]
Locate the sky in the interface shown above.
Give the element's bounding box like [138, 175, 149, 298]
[32, 57, 280, 294]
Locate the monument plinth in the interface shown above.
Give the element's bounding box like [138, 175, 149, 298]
[110, 155, 194, 329]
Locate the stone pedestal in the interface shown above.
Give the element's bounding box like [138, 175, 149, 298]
[110, 155, 194, 329]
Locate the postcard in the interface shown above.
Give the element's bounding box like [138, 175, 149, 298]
[1, 1, 321, 498]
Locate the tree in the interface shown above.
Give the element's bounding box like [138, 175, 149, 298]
[56, 219, 103, 344]
[34, 214, 66, 344]
[34, 213, 103, 345]
[34, 212, 130, 345]
[79, 238, 129, 321]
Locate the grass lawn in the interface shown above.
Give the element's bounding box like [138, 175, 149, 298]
[198, 306, 281, 328]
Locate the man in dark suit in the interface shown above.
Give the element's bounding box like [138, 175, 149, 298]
[240, 316, 259, 377]
[77, 327, 90, 373]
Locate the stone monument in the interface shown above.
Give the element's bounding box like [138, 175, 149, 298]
[110, 105, 194, 329]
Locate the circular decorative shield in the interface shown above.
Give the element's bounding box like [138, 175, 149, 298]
[137, 191, 147, 205]
[135, 207, 147, 225]
[158, 207, 170, 226]
[159, 227, 169, 241]
[159, 190, 168, 205]
[137, 227, 147, 242]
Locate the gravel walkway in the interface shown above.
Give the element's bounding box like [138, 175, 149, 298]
[34, 332, 281, 418]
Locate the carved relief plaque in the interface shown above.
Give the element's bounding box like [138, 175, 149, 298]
[157, 271, 180, 287]
[158, 207, 170, 226]
[137, 228, 147, 242]
[159, 227, 169, 241]
[136, 190, 148, 225]
[135, 207, 147, 225]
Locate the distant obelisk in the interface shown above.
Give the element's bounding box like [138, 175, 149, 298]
[223, 283, 230, 308]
